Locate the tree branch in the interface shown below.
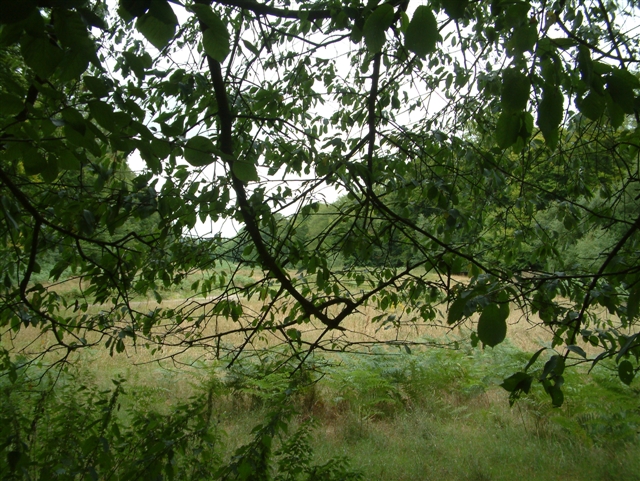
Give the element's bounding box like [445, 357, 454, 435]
[567, 212, 640, 347]
[213, 0, 332, 20]
[197, 7, 354, 329]
[0, 167, 152, 249]
[366, 53, 382, 195]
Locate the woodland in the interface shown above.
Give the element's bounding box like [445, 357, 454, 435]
[1, 0, 640, 479]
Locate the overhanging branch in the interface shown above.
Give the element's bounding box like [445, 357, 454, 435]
[213, 0, 332, 19]
[198, 8, 353, 329]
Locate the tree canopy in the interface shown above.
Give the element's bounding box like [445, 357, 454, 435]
[1, 0, 640, 405]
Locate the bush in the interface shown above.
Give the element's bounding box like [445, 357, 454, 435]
[0, 359, 362, 481]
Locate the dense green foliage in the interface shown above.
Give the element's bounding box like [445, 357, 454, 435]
[1, 0, 640, 444]
[0, 358, 363, 480]
[2, 345, 638, 480]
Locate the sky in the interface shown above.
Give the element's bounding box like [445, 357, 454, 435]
[120, 0, 435, 238]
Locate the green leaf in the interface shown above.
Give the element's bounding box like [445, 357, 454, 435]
[550, 38, 575, 50]
[242, 244, 254, 257]
[618, 360, 635, 385]
[57, 49, 92, 81]
[83, 76, 112, 98]
[160, 117, 184, 136]
[447, 294, 467, 325]
[136, 15, 174, 49]
[80, 209, 96, 235]
[242, 39, 260, 56]
[203, 24, 230, 62]
[616, 333, 639, 362]
[138, 141, 161, 173]
[123, 51, 148, 79]
[544, 379, 565, 407]
[41, 155, 58, 183]
[64, 125, 101, 157]
[57, 149, 81, 170]
[120, 0, 151, 18]
[350, 25, 363, 44]
[577, 92, 605, 120]
[441, 0, 468, 20]
[404, 6, 438, 58]
[130, 121, 154, 140]
[541, 354, 565, 379]
[566, 345, 587, 358]
[88, 100, 116, 131]
[61, 108, 87, 133]
[501, 68, 530, 112]
[146, 0, 178, 25]
[477, 302, 509, 348]
[53, 9, 89, 49]
[184, 136, 215, 166]
[606, 95, 625, 128]
[607, 69, 637, 114]
[363, 4, 394, 54]
[627, 284, 640, 320]
[78, 7, 109, 30]
[501, 372, 532, 393]
[22, 145, 46, 176]
[501, 371, 533, 405]
[151, 138, 172, 159]
[136, 0, 177, 50]
[537, 86, 563, 149]
[112, 111, 132, 130]
[0, 20, 26, 48]
[286, 328, 301, 341]
[524, 347, 547, 371]
[495, 110, 520, 149]
[232, 159, 259, 183]
[521, 111, 534, 140]
[508, 24, 537, 55]
[400, 12, 409, 32]
[0, 0, 37, 24]
[190, 3, 224, 29]
[0, 93, 23, 116]
[20, 35, 64, 78]
[503, 1, 530, 28]
[577, 45, 593, 85]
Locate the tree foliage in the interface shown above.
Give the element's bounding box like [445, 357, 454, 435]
[1, 0, 640, 404]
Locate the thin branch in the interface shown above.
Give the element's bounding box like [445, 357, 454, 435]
[366, 53, 382, 195]
[567, 212, 640, 347]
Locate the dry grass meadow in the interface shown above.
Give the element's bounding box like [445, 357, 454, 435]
[4, 267, 569, 378]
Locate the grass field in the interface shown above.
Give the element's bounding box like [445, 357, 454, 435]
[2, 268, 639, 480]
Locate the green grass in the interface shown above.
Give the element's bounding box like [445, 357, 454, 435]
[2, 252, 639, 481]
[309, 347, 639, 480]
[2, 340, 638, 480]
[313, 391, 640, 481]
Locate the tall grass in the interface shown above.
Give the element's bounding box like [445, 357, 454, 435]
[2, 341, 637, 481]
[308, 344, 640, 481]
[2, 268, 637, 480]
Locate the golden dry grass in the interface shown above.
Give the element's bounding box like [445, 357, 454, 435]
[2, 269, 620, 382]
[3, 296, 588, 368]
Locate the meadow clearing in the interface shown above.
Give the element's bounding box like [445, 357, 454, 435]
[2, 267, 639, 481]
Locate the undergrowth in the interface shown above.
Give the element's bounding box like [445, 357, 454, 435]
[1, 342, 639, 481]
